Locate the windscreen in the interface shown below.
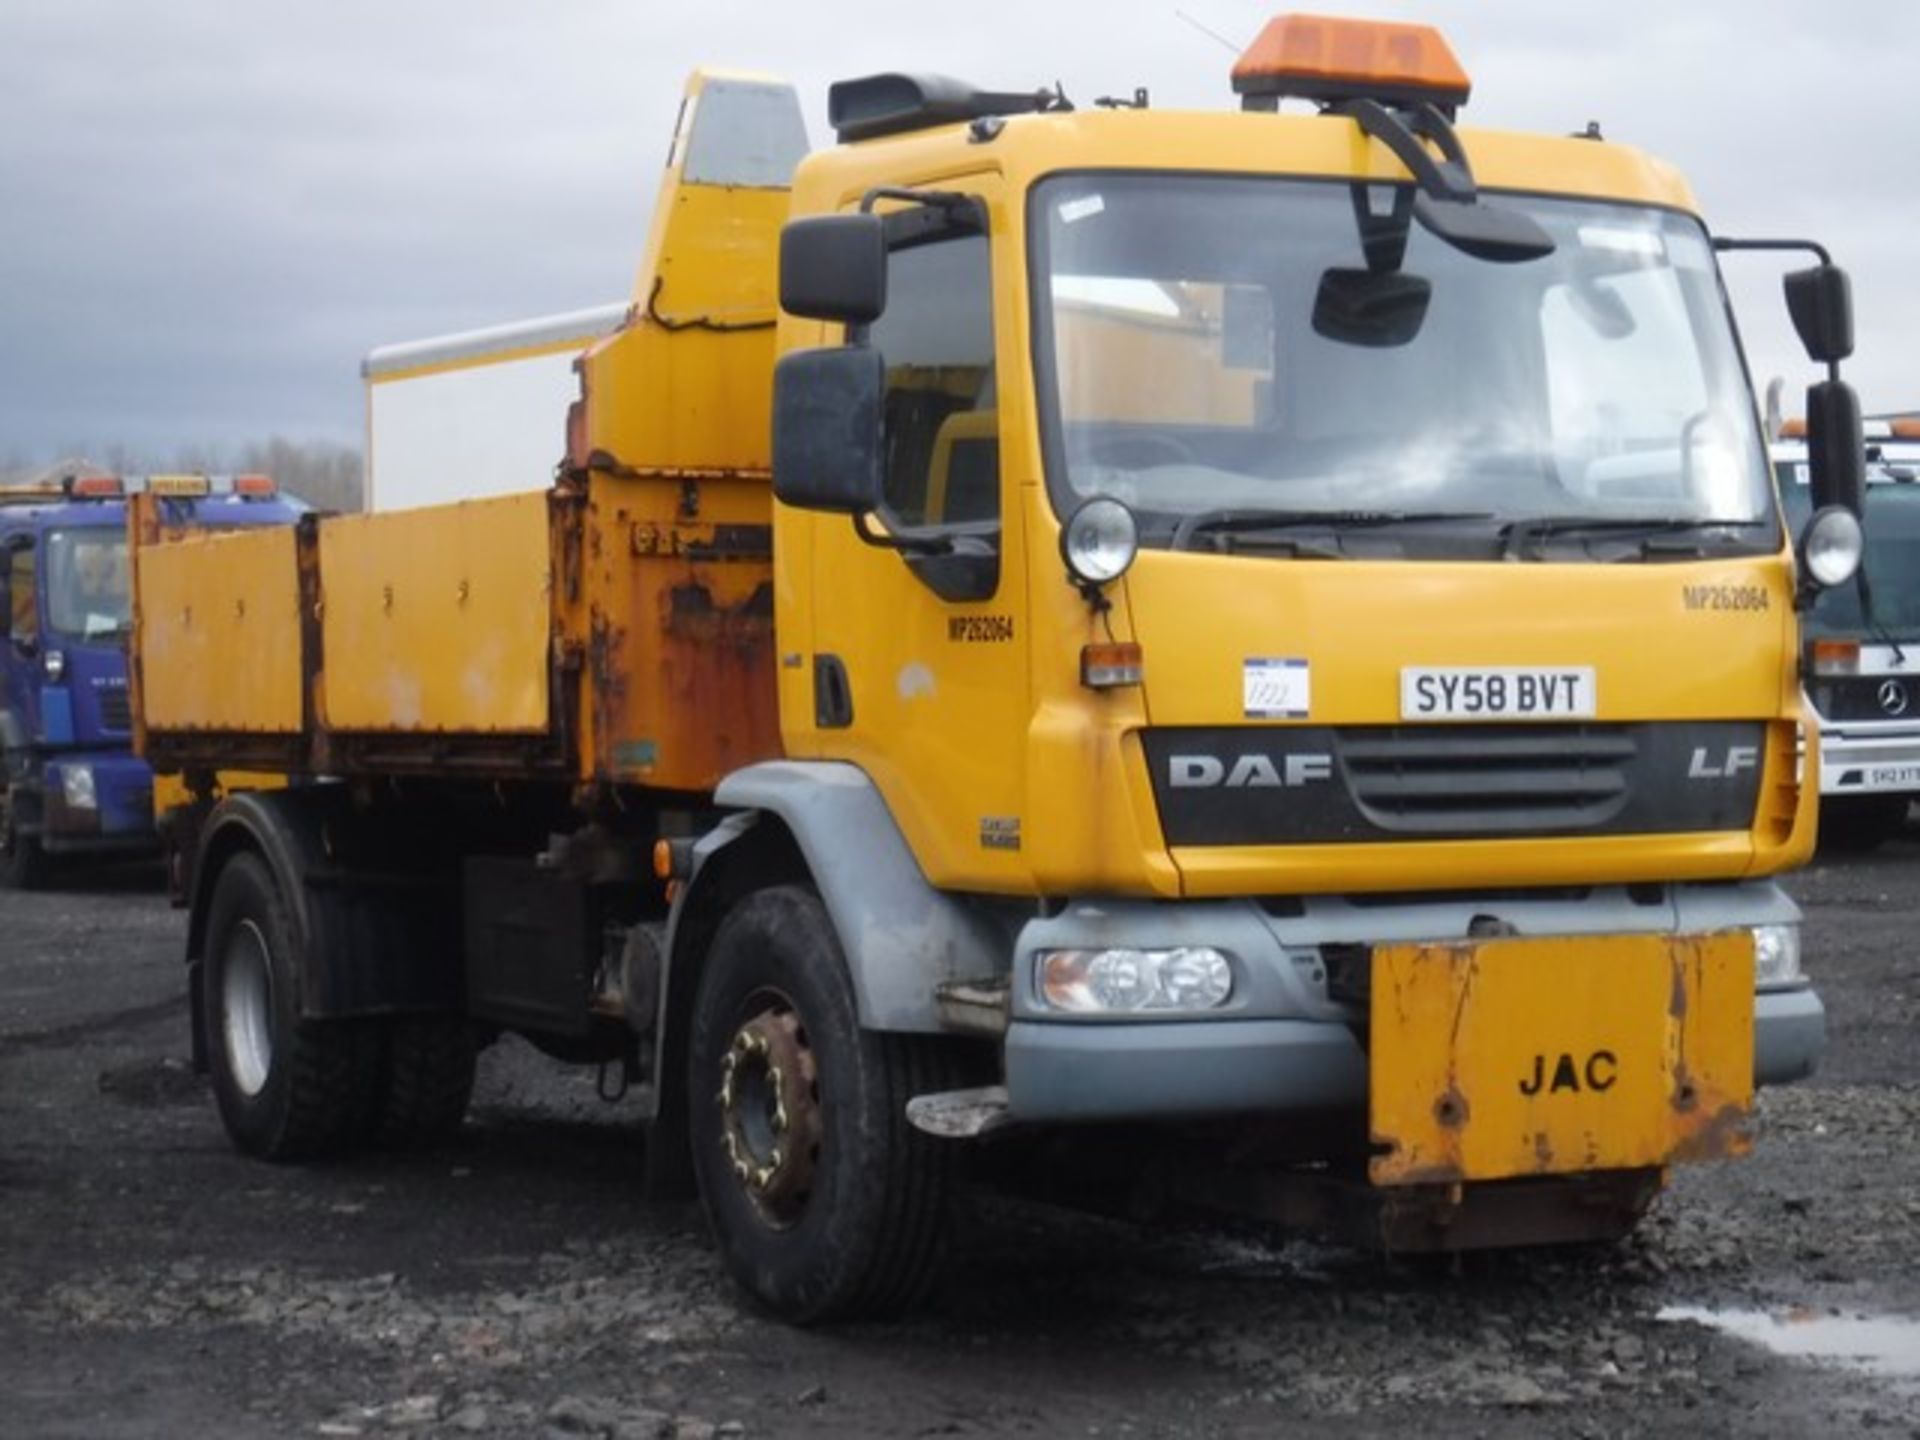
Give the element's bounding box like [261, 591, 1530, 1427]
[1031, 174, 1775, 556]
[45, 528, 131, 640]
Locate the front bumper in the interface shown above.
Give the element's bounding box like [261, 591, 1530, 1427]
[1007, 1016, 1365, 1122]
[1005, 985, 1822, 1122]
[40, 752, 156, 850]
[1815, 724, 1920, 797]
[1754, 983, 1824, 1085]
[1000, 886, 1822, 1124]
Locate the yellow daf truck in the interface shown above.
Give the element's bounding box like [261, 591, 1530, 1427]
[133, 18, 1869, 1321]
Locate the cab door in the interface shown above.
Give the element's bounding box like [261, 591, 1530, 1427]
[797, 176, 1036, 892]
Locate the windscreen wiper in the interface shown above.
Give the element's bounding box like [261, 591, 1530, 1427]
[1171, 508, 1493, 553]
[1500, 514, 1766, 561]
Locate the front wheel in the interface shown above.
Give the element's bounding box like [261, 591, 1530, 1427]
[0, 788, 51, 890]
[687, 885, 956, 1323]
[202, 851, 379, 1159]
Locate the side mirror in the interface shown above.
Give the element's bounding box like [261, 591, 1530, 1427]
[1413, 193, 1556, 264]
[773, 346, 885, 514]
[1805, 378, 1865, 515]
[780, 214, 887, 325]
[1784, 264, 1854, 364]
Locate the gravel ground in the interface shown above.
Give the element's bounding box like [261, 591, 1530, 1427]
[1, 848, 1917, 1438]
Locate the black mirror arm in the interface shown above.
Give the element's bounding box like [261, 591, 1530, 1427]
[1711, 235, 1834, 265]
[853, 511, 956, 557]
[1335, 98, 1476, 204]
[838, 188, 988, 346]
[1712, 236, 1844, 380]
[859, 187, 987, 238]
[1403, 102, 1474, 181]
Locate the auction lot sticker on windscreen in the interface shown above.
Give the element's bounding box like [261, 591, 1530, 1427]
[1402, 666, 1597, 721]
[1245, 658, 1310, 719]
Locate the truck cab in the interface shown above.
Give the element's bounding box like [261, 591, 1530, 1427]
[0, 474, 301, 886]
[1779, 421, 1920, 847]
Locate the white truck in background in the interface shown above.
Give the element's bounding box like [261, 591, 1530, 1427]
[1778, 417, 1920, 848]
[362, 303, 628, 512]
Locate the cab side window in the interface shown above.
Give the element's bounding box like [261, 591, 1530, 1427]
[869, 232, 999, 530]
[5, 544, 35, 644]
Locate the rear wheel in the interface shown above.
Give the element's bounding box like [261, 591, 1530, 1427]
[1820, 794, 1909, 852]
[372, 1014, 476, 1149]
[202, 851, 379, 1159]
[687, 885, 956, 1323]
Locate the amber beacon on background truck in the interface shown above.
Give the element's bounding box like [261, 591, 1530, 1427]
[131, 15, 1868, 1323]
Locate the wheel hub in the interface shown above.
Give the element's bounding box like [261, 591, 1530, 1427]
[221, 919, 276, 1098]
[716, 1007, 822, 1225]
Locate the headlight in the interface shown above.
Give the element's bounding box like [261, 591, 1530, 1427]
[1038, 946, 1233, 1013]
[1752, 923, 1803, 988]
[60, 763, 98, 811]
[1800, 506, 1863, 590]
[1061, 497, 1139, 588]
[42, 648, 66, 682]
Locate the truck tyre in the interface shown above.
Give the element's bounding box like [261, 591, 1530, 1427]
[373, 1015, 476, 1149]
[202, 851, 379, 1159]
[1820, 795, 1909, 852]
[687, 885, 955, 1323]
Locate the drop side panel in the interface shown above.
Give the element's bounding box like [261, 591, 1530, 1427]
[319, 494, 553, 734]
[134, 526, 304, 735]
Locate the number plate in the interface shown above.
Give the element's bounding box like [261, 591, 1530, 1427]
[1858, 762, 1920, 792]
[1368, 932, 1754, 1186]
[1401, 666, 1596, 721]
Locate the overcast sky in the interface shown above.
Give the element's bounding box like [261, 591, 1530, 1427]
[1, 1, 1913, 466]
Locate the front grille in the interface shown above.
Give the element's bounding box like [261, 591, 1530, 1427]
[1143, 721, 1766, 846]
[1809, 676, 1920, 723]
[1341, 725, 1637, 833]
[96, 685, 132, 732]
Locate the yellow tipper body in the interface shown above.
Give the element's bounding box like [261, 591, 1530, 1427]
[134, 70, 798, 791]
[565, 70, 794, 791]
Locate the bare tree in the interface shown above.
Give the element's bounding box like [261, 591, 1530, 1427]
[228, 438, 364, 512]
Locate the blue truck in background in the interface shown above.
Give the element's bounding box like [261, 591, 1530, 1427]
[0, 473, 303, 887]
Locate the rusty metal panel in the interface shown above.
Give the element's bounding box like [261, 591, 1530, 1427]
[582, 473, 780, 793]
[319, 494, 552, 734]
[136, 527, 304, 734]
[1369, 931, 1754, 1186]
